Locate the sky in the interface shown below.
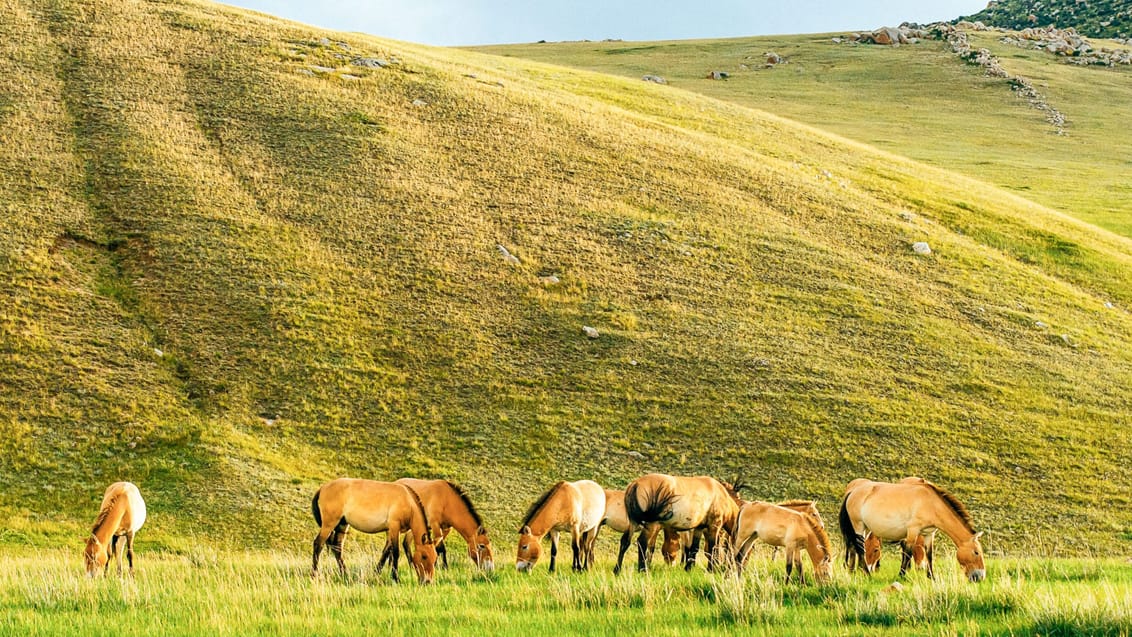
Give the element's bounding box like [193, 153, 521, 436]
[225, 1, 991, 47]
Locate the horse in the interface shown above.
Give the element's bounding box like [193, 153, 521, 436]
[624, 473, 742, 572]
[84, 482, 146, 577]
[843, 478, 932, 575]
[516, 480, 605, 573]
[310, 478, 438, 584]
[840, 478, 985, 582]
[395, 478, 494, 571]
[734, 501, 832, 583]
[660, 528, 697, 566]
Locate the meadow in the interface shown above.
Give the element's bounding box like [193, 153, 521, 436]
[3, 544, 1131, 636]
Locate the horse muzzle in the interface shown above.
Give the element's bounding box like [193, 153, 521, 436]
[480, 559, 495, 573]
[968, 569, 986, 583]
[515, 560, 531, 572]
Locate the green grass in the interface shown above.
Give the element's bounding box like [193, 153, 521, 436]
[2, 0, 1132, 558]
[2, 549, 1131, 636]
[471, 30, 1132, 236]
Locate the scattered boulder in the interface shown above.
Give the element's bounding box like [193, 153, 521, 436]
[881, 582, 905, 594]
[626, 450, 646, 460]
[642, 74, 667, 84]
[496, 244, 520, 265]
[538, 275, 560, 285]
[582, 325, 600, 339]
[308, 65, 336, 73]
[352, 57, 388, 68]
[706, 70, 730, 80]
[411, 98, 428, 107]
[340, 74, 361, 81]
[912, 241, 932, 256]
[765, 51, 782, 65]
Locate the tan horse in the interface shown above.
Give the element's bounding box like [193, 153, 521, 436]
[311, 478, 438, 584]
[84, 482, 146, 577]
[843, 478, 932, 575]
[516, 480, 605, 572]
[840, 478, 985, 582]
[625, 474, 742, 572]
[734, 501, 832, 583]
[395, 478, 494, 571]
[660, 528, 697, 565]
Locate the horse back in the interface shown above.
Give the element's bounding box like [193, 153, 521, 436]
[319, 478, 412, 534]
[568, 480, 606, 532]
[602, 489, 631, 533]
[101, 482, 145, 535]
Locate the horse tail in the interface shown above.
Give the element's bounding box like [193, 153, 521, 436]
[311, 489, 323, 527]
[838, 493, 863, 567]
[625, 482, 676, 526]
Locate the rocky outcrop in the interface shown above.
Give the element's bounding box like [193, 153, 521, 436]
[1000, 26, 1132, 65]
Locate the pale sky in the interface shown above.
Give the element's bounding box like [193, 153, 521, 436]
[224, 1, 990, 47]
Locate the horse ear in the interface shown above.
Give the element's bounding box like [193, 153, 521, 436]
[520, 525, 531, 535]
[974, 531, 984, 541]
[478, 525, 487, 536]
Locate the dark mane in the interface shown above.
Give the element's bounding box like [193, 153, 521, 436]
[522, 482, 565, 528]
[91, 494, 122, 534]
[444, 480, 483, 527]
[777, 499, 816, 509]
[719, 477, 745, 504]
[402, 484, 434, 543]
[803, 512, 832, 559]
[923, 482, 976, 534]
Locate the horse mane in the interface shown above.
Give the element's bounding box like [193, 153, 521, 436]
[522, 481, 565, 528]
[922, 481, 976, 534]
[444, 480, 483, 527]
[91, 494, 122, 534]
[803, 512, 832, 559]
[719, 477, 745, 504]
[776, 499, 815, 509]
[402, 484, 434, 543]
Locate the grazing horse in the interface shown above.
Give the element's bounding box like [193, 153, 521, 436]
[84, 482, 146, 577]
[734, 501, 832, 583]
[395, 478, 494, 571]
[843, 478, 932, 575]
[516, 480, 605, 573]
[311, 478, 438, 584]
[660, 528, 698, 566]
[840, 478, 985, 582]
[624, 474, 742, 572]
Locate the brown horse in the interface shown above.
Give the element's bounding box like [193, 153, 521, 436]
[395, 478, 494, 571]
[311, 478, 438, 584]
[660, 528, 697, 566]
[734, 501, 832, 583]
[84, 482, 146, 577]
[625, 474, 742, 572]
[840, 478, 985, 582]
[516, 480, 605, 572]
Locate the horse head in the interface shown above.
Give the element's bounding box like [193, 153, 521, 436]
[83, 535, 106, 577]
[957, 531, 986, 582]
[470, 525, 495, 572]
[815, 555, 834, 583]
[411, 533, 438, 584]
[661, 530, 682, 565]
[515, 525, 541, 572]
[864, 534, 883, 574]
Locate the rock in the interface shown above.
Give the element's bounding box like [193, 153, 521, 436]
[900, 211, 915, 222]
[706, 70, 730, 80]
[873, 29, 895, 45]
[496, 244, 520, 265]
[626, 451, 645, 459]
[912, 242, 932, 255]
[309, 65, 336, 73]
[318, 37, 331, 46]
[297, 68, 314, 76]
[1035, 321, 1048, 329]
[340, 74, 361, 80]
[831, 37, 843, 44]
[538, 275, 560, 285]
[642, 74, 667, 84]
[411, 99, 428, 107]
[582, 325, 600, 339]
[881, 582, 905, 594]
[1105, 302, 1115, 309]
[352, 57, 388, 68]
[765, 52, 782, 65]
[153, 348, 164, 357]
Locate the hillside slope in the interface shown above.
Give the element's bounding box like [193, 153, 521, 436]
[2, 0, 1131, 553]
[471, 33, 1132, 237]
[963, 0, 1132, 38]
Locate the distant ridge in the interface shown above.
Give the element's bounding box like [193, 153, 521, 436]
[961, 0, 1132, 39]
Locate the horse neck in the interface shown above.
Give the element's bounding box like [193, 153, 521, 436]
[802, 524, 830, 564]
[928, 495, 976, 546]
[525, 493, 563, 538]
[444, 492, 481, 542]
[92, 497, 126, 545]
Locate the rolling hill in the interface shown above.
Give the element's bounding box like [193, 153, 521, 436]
[2, 0, 1131, 554]
[471, 30, 1132, 238]
[962, 0, 1132, 38]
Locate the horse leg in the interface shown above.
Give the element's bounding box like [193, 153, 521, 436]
[685, 530, 703, 572]
[549, 531, 559, 573]
[899, 541, 913, 578]
[614, 530, 632, 574]
[635, 526, 655, 572]
[328, 523, 349, 575]
[387, 527, 402, 583]
[312, 527, 333, 578]
[570, 529, 583, 572]
[125, 532, 136, 576]
[585, 527, 599, 571]
[109, 535, 121, 576]
[924, 534, 935, 579]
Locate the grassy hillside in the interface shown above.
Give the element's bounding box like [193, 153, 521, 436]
[2, 0, 1132, 555]
[963, 0, 1132, 38]
[471, 32, 1132, 237]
